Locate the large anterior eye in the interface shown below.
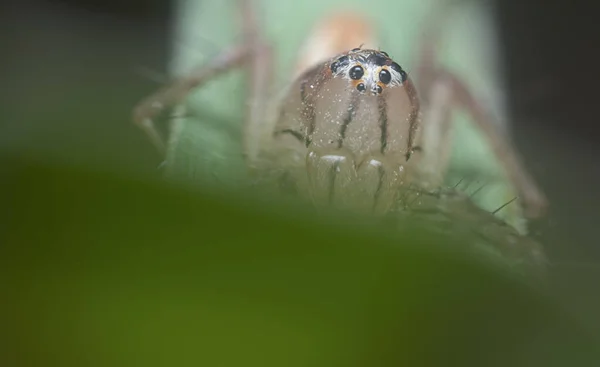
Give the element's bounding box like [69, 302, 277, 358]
[349, 65, 364, 80]
[379, 69, 391, 84]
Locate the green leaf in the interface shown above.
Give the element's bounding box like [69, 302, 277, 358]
[2, 157, 596, 366]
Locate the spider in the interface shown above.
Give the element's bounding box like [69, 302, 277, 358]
[132, 0, 548, 227]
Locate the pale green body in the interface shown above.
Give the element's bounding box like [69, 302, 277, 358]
[164, 0, 524, 231]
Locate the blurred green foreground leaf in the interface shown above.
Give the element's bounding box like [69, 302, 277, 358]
[2, 157, 598, 366]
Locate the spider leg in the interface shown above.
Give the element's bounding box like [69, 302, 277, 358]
[448, 71, 548, 219]
[131, 0, 272, 164]
[409, 74, 455, 192]
[410, 3, 548, 219]
[417, 69, 548, 219]
[132, 46, 248, 154]
[406, 5, 455, 191]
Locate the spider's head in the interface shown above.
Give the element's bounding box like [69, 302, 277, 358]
[329, 48, 408, 95]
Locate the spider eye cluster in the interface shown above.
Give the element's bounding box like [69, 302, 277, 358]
[329, 50, 409, 95]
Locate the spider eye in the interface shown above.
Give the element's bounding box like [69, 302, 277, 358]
[356, 83, 366, 92]
[399, 69, 408, 82]
[372, 54, 387, 66]
[351, 47, 361, 52]
[379, 69, 391, 84]
[349, 65, 364, 80]
[330, 55, 348, 74]
[390, 62, 408, 83]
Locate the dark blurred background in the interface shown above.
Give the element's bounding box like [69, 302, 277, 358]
[2, 0, 600, 357]
[496, 0, 600, 331]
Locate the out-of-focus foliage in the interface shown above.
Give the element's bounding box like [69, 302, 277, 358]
[2, 157, 598, 366]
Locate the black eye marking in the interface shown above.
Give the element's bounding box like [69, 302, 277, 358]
[390, 62, 408, 82]
[330, 62, 340, 73]
[406, 146, 422, 161]
[399, 69, 408, 83]
[330, 55, 349, 74]
[379, 69, 391, 84]
[357, 83, 366, 92]
[390, 62, 402, 73]
[380, 51, 389, 57]
[370, 54, 388, 67]
[300, 80, 307, 101]
[375, 85, 383, 94]
[349, 65, 364, 80]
